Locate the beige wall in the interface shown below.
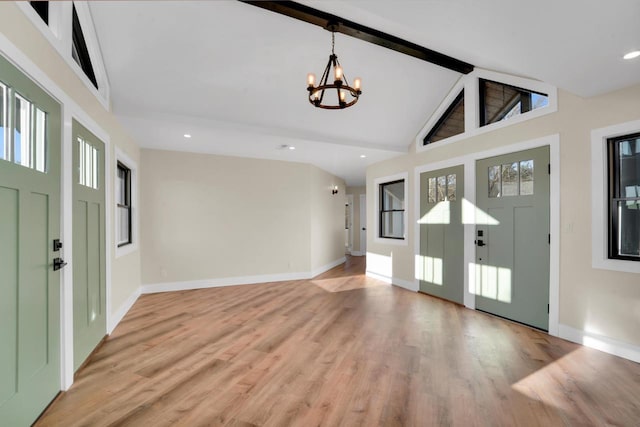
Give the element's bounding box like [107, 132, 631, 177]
[346, 186, 366, 254]
[310, 166, 348, 272]
[140, 149, 345, 284]
[367, 85, 640, 349]
[0, 3, 141, 318]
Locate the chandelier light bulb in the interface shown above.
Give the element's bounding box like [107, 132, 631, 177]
[335, 65, 343, 81]
[354, 77, 361, 91]
[307, 73, 316, 86]
[339, 90, 346, 102]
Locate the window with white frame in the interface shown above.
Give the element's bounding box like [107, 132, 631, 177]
[116, 162, 132, 247]
[607, 133, 640, 261]
[379, 179, 405, 239]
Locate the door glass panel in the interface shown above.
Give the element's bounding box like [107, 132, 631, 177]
[428, 177, 436, 203]
[0, 83, 5, 160]
[501, 162, 518, 196]
[78, 137, 98, 189]
[34, 108, 47, 173]
[14, 94, 32, 168]
[488, 165, 501, 198]
[437, 176, 446, 202]
[519, 160, 534, 195]
[447, 174, 456, 201]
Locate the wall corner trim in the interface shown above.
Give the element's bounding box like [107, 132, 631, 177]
[558, 324, 640, 364]
[108, 287, 141, 334]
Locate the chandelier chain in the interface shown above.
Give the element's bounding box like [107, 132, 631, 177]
[331, 32, 335, 55]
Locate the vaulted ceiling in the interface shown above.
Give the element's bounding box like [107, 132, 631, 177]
[89, 0, 640, 186]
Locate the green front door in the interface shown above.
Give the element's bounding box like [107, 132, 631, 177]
[0, 55, 62, 426]
[72, 120, 106, 370]
[475, 146, 550, 330]
[418, 165, 464, 304]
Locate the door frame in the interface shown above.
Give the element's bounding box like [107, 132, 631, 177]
[0, 35, 113, 390]
[414, 134, 560, 336]
[346, 194, 354, 254]
[359, 194, 367, 254]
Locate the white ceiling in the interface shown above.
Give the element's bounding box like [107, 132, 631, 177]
[89, 0, 640, 186]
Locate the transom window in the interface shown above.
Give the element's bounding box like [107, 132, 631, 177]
[72, 5, 98, 89]
[428, 174, 457, 203]
[480, 79, 548, 127]
[423, 90, 464, 145]
[0, 81, 48, 172]
[488, 160, 534, 198]
[379, 179, 405, 239]
[608, 133, 640, 261]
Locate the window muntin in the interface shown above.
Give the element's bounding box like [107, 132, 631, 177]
[488, 160, 535, 198]
[479, 79, 548, 127]
[72, 5, 98, 89]
[608, 133, 640, 261]
[379, 179, 405, 239]
[423, 90, 464, 145]
[116, 162, 132, 247]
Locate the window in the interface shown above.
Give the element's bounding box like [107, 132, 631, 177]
[72, 5, 98, 89]
[423, 90, 464, 145]
[480, 79, 548, 127]
[488, 160, 534, 198]
[0, 82, 48, 172]
[608, 133, 640, 261]
[379, 179, 405, 239]
[117, 162, 132, 247]
[30, 1, 49, 24]
[428, 174, 457, 203]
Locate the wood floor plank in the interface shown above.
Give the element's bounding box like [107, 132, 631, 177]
[35, 256, 640, 426]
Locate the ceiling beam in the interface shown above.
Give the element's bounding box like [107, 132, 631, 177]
[239, 0, 474, 75]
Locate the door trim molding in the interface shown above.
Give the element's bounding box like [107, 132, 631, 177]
[414, 133, 560, 336]
[0, 32, 112, 391]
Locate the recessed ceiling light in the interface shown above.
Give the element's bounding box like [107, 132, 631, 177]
[623, 50, 640, 60]
[360, 154, 366, 158]
[183, 134, 192, 138]
[289, 146, 296, 150]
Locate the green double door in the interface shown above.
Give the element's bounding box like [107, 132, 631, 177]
[419, 165, 464, 304]
[475, 147, 550, 330]
[0, 55, 107, 425]
[0, 55, 62, 426]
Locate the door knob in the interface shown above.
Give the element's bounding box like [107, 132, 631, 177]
[53, 258, 68, 271]
[362, 227, 366, 231]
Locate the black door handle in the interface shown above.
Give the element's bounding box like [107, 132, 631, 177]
[53, 258, 68, 271]
[475, 239, 486, 247]
[362, 227, 366, 231]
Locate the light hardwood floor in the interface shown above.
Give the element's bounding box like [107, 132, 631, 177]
[37, 256, 640, 426]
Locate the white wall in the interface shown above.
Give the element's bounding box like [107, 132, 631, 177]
[140, 149, 345, 287]
[367, 85, 640, 360]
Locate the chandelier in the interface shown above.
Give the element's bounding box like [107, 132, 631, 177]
[307, 29, 361, 109]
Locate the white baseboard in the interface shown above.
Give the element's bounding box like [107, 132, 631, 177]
[141, 257, 347, 295]
[108, 287, 141, 334]
[311, 257, 347, 278]
[366, 271, 418, 292]
[559, 324, 640, 364]
[350, 251, 365, 256]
